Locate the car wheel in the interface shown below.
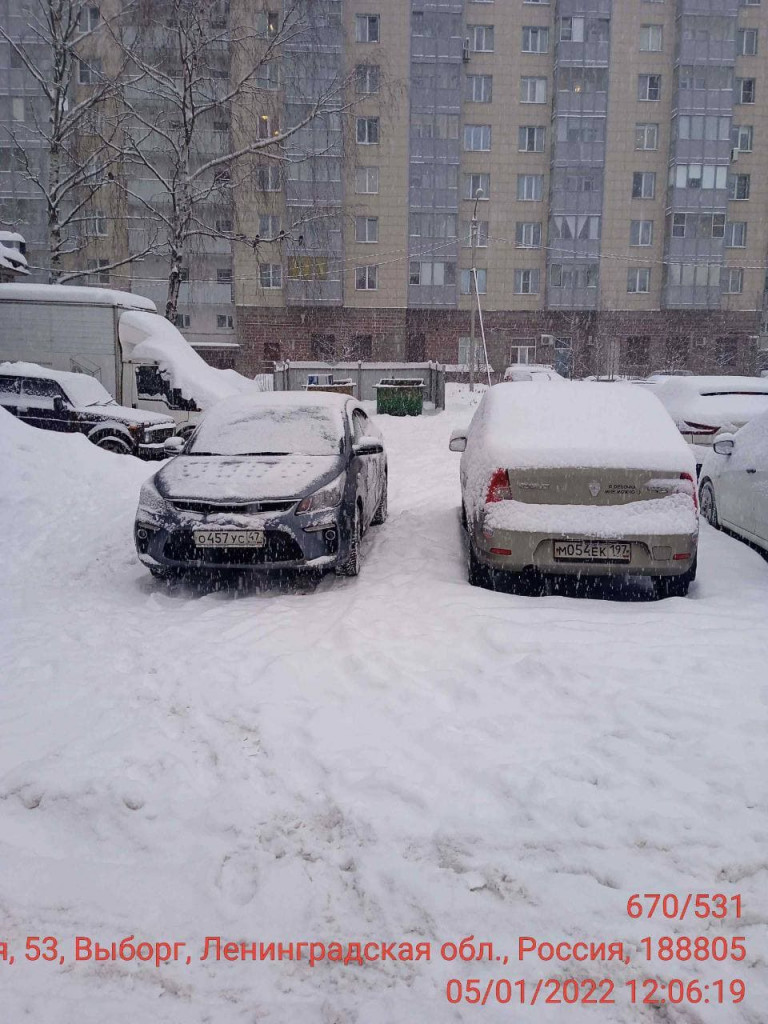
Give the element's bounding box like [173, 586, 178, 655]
[468, 542, 494, 589]
[336, 505, 362, 577]
[95, 434, 132, 454]
[699, 480, 719, 528]
[371, 479, 388, 525]
[654, 556, 697, 599]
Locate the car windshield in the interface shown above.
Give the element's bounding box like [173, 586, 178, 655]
[61, 374, 115, 407]
[188, 404, 345, 457]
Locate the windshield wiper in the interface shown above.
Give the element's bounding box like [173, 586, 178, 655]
[237, 451, 291, 456]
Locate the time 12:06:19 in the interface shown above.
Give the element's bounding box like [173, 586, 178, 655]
[626, 979, 746, 1005]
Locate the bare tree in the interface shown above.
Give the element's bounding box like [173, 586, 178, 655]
[0, 0, 149, 281]
[108, 0, 365, 321]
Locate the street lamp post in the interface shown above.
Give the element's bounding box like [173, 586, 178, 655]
[468, 187, 483, 392]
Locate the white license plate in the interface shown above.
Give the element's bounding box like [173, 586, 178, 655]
[553, 540, 631, 562]
[193, 530, 265, 548]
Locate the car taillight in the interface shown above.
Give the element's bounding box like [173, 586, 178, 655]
[680, 472, 698, 510]
[683, 421, 719, 435]
[486, 468, 512, 503]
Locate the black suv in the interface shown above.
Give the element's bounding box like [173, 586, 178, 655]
[0, 363, 176, 458]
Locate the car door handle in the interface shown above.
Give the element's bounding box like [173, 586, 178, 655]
[746, 468, 757, 474]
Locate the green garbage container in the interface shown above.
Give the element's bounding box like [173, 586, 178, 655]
[374, 378, 425, 416]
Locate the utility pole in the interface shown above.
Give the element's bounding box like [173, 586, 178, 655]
[468, 187, 483, 392]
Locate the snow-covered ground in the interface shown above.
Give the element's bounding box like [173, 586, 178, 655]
[1, 387, 767, 1023]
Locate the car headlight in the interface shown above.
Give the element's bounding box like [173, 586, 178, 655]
[137, 477, 169, 522]
[296, 472, 345, 515]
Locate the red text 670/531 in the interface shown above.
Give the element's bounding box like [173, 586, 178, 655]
[626, 893, 742, 921]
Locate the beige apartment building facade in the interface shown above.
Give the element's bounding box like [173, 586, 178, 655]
[235, 0, 768, 378]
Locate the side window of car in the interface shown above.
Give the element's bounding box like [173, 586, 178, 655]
[0, 375, 21, 400]
[352, 408, 372, 440]
[22, 378, 65, 401]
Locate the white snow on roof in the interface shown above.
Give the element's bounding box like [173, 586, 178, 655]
[0, 282, 156, 310]
[469, 382, 694, 472]
[0, 242, 29, 275]
[0, 359, 108, 387]
[118, 309, 254, 408]
[0, 231, 26, 244]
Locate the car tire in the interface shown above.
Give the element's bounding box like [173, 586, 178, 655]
[506, 570, 545, 597]
[468, 542, 494, 589]
[336, 505, 362, 577]
[654, 556, 697, 599]
[699, 480, 719, 528]
[94, 434, 132, 455]
[371, 479, 388, 525]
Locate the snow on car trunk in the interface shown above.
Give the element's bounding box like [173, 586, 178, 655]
[1, 391, 767, 1023]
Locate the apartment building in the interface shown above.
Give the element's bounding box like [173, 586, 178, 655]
[3, 1, 767, 376]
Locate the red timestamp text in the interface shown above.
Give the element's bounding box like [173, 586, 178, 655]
[446, 978, 617, 1006]
[626, 892, 742, 921]
[626, 978, 746, 1005]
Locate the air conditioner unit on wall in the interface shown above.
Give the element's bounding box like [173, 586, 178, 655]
[540, 334, 555, 346]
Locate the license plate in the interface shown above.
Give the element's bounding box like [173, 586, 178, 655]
[193, 530, 265, 548]
[553, 540, 631, 562]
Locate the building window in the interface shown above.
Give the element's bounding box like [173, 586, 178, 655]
[215, 267, 232, 284]
[464, 124, 491, 151]
[560, 16, 584, 42]
[466, 75, 493, 102]
[78, 58, 102, 84]
[85, 209, 108, 236]
[630, 220, 653, 246]
[255, 166, 280, 191]
[638, 74, 661, 101]
[461, 268, 487, 294]
[264, 341, 281, 362]
[255, 11, 279, 37]
[715, 337, 738, 369]
[631, 171, 656, 198]
[671, 164, 728, 190]
[311, 334, 336, 359]
[736, 78, 755, 103]
[721, 268, 744, 293]
[174, 313, 191, 328]
[217, 314, 235, 328]
[215, 218, 234, 233]
[464, 172, 490, 199]
[461, 220, 489, 246]
[258, 214, 280, 238]
[259, 264, 282, 288]
[355, 64, 380, 94]
[11, 98, 25, 121]
[355, 166, 379, 194]
[725, 221, 747, 247]
[520, 76, 547, 103]
[411, 212, 457, 239]
[635, 123, 658, 150]
[550, 264, 598, 288]
[666, 263, 720, 287]
[355, 216, 379, 243]
[355, 14, 380, 43]
[517, 174, 543, 200]
[551, 215, 600, 240]
[356, 117, 379, 144]
[79, 5, 100, 31]
[513, 268, 539, 294]
[515, 221, 542, 247]
[87, 258, 109, 284]
[458, 337, 488, 369]
[627, 268, 651, 293]
[522, 26, 549, 53]
[355, 265, 378, 290]
[468, 25, 495, 51]
[639, 25, 663, 51]
[728, 173, 750, 199]
[732, 125, 753, 152]
[518, 125, 545, 152]
[409, 261, 456, 286]
[677, 115, 731, 142]
[738, 28, 758, 55]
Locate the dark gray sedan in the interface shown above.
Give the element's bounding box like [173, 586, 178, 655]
[134, 391, 387, 577]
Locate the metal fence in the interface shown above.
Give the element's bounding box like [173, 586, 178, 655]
[273, 361, 446, 409]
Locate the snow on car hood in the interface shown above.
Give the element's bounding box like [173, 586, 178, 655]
[155, 454, 341, 501]
[76, 402, 173, 427]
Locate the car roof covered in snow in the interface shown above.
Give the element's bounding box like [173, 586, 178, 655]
[654, 375, 768, 396]
[469, 381, 694, 471]
[0, 282, 156, 310]
[1, 360, 99, 385]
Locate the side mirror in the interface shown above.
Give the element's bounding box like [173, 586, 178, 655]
[163, 435, 185, 456]
[352, 435, 384, 456]
[449, 429, 467, 452]
[53, 396, 66, 413]
[713, 437, 735, 456]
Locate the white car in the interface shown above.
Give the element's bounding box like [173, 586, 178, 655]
[698, 410, 768, 554]
[449, 383, 699, 597]
[503, 364, 564, 382]
[652, 375, 768, 468]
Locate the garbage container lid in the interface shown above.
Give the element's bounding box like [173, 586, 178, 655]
[374, 378, 425, 387]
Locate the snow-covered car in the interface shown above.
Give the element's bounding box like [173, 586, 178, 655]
[0, 361, 176, 457]
[449, 383, 699, 597]
[698, 409, 768, 554]
[652, 375, 768, 469]
[134, 391, 387, 578]
[503, 364, 564, 382]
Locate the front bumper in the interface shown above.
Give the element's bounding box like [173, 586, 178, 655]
[134, 509, 344, 572]
[138, 441, 170, 460]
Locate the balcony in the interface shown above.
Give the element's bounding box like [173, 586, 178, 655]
[407, 283, 458, 309]
[285, 278, 342, 305]
[663, 284, 722, 308]
[673, 138, 732, 164]
[666, 186, 729, 212]
[551, 140, 605, 167]
[409, 138, 461, 163]
[556, 40, 610, 67]
[554, 89, 608, 116]
[676, 37, 736, 66]
[674, 90, 734, 115]
[665, 236, 725, 260]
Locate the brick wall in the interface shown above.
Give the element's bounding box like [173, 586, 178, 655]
[234, 305, 761, 378]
